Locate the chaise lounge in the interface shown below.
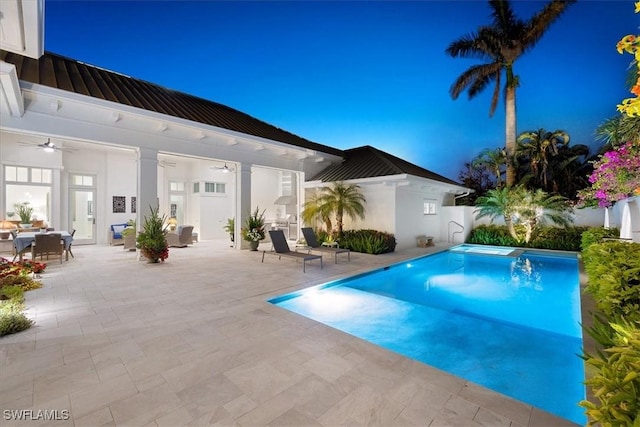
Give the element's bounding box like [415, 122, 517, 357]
[301, 227, 351, 263]
[262, 229, 322, 273]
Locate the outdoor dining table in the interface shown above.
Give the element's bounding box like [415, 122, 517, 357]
[13, 231, 74, 262]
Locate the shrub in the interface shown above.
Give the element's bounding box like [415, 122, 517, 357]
[467, 225, 519, 246]
[0, 312, 33, 336]
[312, 228, 331, 244]
[339, 229, 396, 254]
[581, 227, 621, 251]
[529, 226, 587, 251]
[580, 318, 640, 427]
[1, 274, 42, 291]
[137, 205, 169, 262]
[467, 225, 584, 251]
[582, 241, 640, 319]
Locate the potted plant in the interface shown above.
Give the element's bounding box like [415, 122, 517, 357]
[223, 218, 235, 244]
[136, 206, 169, 263]
[14, 202, 34, 228]
[241, 207, 266, 251]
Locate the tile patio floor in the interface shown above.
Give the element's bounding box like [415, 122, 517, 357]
[0, 240, 579, 426]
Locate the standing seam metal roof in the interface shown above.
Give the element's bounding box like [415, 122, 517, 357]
[0, 50, 344, 157]
[308, 145, 463, 186]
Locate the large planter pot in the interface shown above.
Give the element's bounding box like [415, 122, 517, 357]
[141, 247, 166, 263]
[249, 240, 260, 251]
[19, 223, 32, 229]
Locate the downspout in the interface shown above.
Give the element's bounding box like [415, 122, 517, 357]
[454, 191, 471, 206]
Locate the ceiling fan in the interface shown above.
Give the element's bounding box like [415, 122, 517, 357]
[159, 160, 176, 168]
[211, 162, 235, 173]
[18, 138, 77, 153]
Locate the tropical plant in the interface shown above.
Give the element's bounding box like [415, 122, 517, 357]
[121, 219, 136, 237]
[580, 227, 620, 251]
[301, 191, 334, 232]
[302, 182, 366, 236]
[580, 318, 640, 427]
[596, 115, 640, 149]
[223, 218, 235, 242]
[13, 202, 34, 224]
[241, 207, 265, 242]
[582, 241, 640, 319]
[615, 3, 640, 118]
[545, 142, 591, 198]
[136, 206, 169, 263]
[339, 229, 396, 254]
[446, 0, 576, 187]
[475, 185, 572, 243]
[577, 142, 640, 208]
[456, 161, 494, 205]
[472, 148, 507, 188]
[516, 128, 569, 190]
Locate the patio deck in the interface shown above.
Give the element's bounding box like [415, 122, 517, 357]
[0, 240, 577, 426]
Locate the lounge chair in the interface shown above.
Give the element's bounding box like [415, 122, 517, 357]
[262, 229, 322, 272]
[301, 227, 351, 263]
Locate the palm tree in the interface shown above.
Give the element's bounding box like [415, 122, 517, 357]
[304, 182, 366, 236]
[547, 143, 591, 197]
[474, 186, 522, 241]
[472, 147, 507, 188]
[595, 115, 640, 151]
[516, 128, 570, 189]
[516, 188, 573, 243]
[301, 191, 333, 232]
[475, 185, 572, 243]
[446, 0, 576, 187]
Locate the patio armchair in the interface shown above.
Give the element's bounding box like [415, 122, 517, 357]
[262, 229, 322, 273]
[301, 227, 351, 263]
[31, 233, 64, 264]
[109, 223, 128, 245]
[166, 225, 194, 248]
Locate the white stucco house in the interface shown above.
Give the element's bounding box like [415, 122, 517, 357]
[0, 0, 472, 251]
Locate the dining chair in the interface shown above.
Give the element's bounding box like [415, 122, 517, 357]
[67, 229, 76, 258]
[31, 233, 64, 264]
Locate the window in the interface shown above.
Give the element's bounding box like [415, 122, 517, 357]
[423, 199, 437, 215]
[4, 166, 51, 184]
[193, 182, 200, 193]
[204, 182, 225, 194]
[169, 181, 185, 192]
[72, 175, 93, 186]
[4, 165, 54, 223]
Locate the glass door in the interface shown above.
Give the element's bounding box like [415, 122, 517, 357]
[69, 188, 96, 245]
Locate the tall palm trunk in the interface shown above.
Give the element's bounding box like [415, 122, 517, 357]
[336, 207, 344, 235]
[505, 81, 517, 187]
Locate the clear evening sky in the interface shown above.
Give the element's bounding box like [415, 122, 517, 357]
[44, 1, 638, 181]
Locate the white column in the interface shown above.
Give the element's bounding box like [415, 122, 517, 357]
[235, 162, 252, 250]
[51, 168, 62, 229]
[136, 147, 158, 228]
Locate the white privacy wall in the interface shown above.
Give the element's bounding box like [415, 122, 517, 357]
[394, 186, 443, 250]
[340, 183, 395, 235]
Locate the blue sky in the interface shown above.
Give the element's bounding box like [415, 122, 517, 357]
[45, 1, 638, 181]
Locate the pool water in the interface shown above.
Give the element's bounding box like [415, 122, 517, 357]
[269, 245, 586, 425]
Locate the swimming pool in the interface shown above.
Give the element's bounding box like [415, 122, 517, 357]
[269, 244, 586, 425]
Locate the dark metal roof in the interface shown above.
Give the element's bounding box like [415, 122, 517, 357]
[309, 145, 463, 186]
[0, 50, 343, 157]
